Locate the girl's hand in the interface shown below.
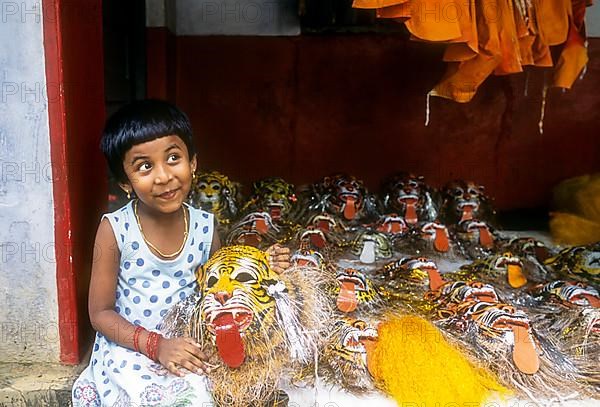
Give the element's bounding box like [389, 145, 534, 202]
[266, 244, 290, 274]
[156, 336, 209, 377]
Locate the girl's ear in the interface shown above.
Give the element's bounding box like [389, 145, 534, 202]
[118, 181, 133, 196]
[190, 154, 197, 174]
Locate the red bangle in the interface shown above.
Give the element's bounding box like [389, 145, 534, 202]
[133, 326, 145, 353]
[146, 331, 163, 361]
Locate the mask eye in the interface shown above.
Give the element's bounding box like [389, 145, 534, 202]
[235, 272, 255, 283]
[199, 183, 207, 190]
[468, 188, 478, 196]
[453, 188, 463, 197]
[211, 183, 221, 191]
[206, 275, 218, 288]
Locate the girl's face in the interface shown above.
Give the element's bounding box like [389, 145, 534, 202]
[120, 135, 196, 214]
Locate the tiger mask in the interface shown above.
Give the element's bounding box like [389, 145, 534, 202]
[332, 267, 382, 313]
[441, 180, 496, 225]
[351, 230, 393, 264]
[382, 173, 440, 225]
[244, 177, 297, 222]
[323, 317, 378, 392]
[189, 171, 241, 223]
[162, 245, 327, 406]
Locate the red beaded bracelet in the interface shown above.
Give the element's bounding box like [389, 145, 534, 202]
[133, 326, 145, 353]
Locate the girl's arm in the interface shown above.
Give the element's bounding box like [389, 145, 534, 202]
[89, 218, 208, 376]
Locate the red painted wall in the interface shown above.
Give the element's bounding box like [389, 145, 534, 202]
[147, 32, 600, 210]
[43, 0, 106, 363]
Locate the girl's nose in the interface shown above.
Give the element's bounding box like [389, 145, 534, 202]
[153, 164, 172, 184]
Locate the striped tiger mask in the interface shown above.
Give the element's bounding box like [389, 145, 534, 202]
[324, 317, 378, 391]
[182, 245, 327, 406]
[196, 246, 281, 367]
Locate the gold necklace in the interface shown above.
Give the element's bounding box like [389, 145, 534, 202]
[133, 199, 189, 259]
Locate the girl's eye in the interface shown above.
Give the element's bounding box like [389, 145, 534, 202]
[138, 162, 152, 172]
[167, 154, 180, 163]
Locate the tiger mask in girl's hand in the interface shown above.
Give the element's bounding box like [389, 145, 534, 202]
[161, 245, 328, 406]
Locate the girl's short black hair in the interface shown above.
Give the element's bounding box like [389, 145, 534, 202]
[100, 99, 196, 183]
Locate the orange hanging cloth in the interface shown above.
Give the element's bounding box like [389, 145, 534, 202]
[553, 0, 589, 88]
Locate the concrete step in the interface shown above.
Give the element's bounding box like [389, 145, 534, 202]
[0, 363, 83, 407]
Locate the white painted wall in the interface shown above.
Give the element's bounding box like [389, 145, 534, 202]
[146, 0, 167, 27]
[587, 3, 600, 37]
[146, 0, 300, 35]
[0, 0, 60, 362]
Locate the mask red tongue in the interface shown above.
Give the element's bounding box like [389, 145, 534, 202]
[580, 294, 600, 308]
[434, 227, 450, 252]
[240, 233, 261, 248]
[477, 226, 494, 248]
[427, 268, 446, 291]
[255, 218, 269, 234]
[343, 196, 357, 220]
[214, 313, 245, 368]
[316, 219, 331, 232]
[403, 198, 418, 224]
[511, 324, 539, 374]
[337, 281, 358, 313]
[269, 206, 281, 221]
[310, 233, 326, 249]
[460, 205, 474, 222]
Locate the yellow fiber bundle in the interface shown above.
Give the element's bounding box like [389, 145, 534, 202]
[551, 173, 600, 245]
[367, 315, 507, 406]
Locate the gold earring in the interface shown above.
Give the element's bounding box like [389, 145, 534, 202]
[126, 190, 131, 200]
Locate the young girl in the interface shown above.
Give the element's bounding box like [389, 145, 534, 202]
[72, 100, 289, 406]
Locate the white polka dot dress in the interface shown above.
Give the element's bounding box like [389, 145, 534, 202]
[72, 201, 214, 406]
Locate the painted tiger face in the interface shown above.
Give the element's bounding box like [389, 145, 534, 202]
[375, 213, 408, 236]
[382, 173, 439, 224]
[382, 257, 439, 284]
[225, 212, 278, 248]
[532, 281, 600, 308]
[198, 246, 277, 348]
[333, 268, 381, 313]
[298, 226, 329, 250]
[291, 248, 325, 269]
[463, 301, 540, 374]
[307, 212, 338, 233]
[439, 281, 500, 305]
[419, 221, 452, 253]
[190, 171, 240, 222]
[324, 317, 378, 391]
[544, 244, 600, 284]
[351, 231, 393, 264]
[503, 237, 552, 263]
[323, 174, 367, 221]
[460, 252, 527, 288]
[442, 180, 494, 224]
[250, 177, 297, 221]
[175, 245, 327, 406]
[465, 301, 530, 337]
[454, 219, 496, 253]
